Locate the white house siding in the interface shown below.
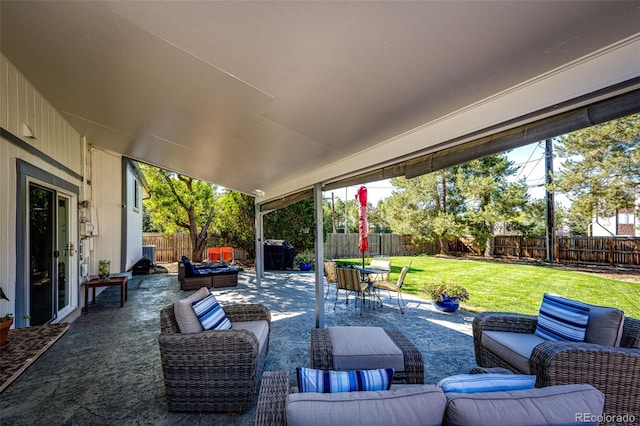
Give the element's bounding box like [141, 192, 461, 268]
[0, 54, 84, 321]
[90, 148, 124, 274]
[125, 161, 143, 271]
[590, 217, 617, 237]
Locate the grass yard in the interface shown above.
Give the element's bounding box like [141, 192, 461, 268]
[338, 255, 640, 318]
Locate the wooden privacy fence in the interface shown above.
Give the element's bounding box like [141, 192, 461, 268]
[142, 233, 249, 263]
[493, 235, 640, 268]
[324, 233, 406, 258]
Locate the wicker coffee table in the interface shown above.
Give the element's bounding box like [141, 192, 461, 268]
[310, 327, 424, 384]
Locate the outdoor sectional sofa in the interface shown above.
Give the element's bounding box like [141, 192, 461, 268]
[473, 295, 640, 422]
[254, 370, 605, 426]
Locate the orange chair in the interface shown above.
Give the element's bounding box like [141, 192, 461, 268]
[208, 247, 222, 263]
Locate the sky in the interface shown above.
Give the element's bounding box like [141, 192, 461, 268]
[323, 141, 570, 207]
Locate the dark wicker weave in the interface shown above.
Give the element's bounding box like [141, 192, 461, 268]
[310, 328, 424, 384]
[254, 370, 290, 426]
[158, 303, 271, 413]
[473, 311, 640, 421]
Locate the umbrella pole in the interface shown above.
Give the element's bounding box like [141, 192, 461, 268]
[362, 252, 365, 268]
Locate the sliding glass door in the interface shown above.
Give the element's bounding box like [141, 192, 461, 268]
[28, 183, 72, 325]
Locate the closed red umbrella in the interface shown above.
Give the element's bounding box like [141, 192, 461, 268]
[355, 185, 368, 267]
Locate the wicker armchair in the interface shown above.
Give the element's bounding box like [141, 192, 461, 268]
[473, 312, 640, 421]
[158, 303, 271, 412]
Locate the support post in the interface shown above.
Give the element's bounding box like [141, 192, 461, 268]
[254, 203, 264, 287]
[314, 183, 325, 329]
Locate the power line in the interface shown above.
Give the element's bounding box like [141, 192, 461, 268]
[514, 142, 543, 181]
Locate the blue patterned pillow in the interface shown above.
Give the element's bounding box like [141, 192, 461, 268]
[534, 293, 590, 342]
[438, 373, 536, 393]
[192, 293, 231, 331]
[296, 367, 394, 393]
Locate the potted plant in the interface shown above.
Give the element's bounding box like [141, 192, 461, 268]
[422, 275, 469, 313]
[98, 259, 111, 281]
[0, 286, 13, 351]
[295, 253, 314, 271]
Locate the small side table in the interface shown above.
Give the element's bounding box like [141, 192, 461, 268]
[83, 276, 128, 312]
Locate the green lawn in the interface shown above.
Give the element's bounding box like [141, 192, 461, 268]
[338, 255, 640, 318]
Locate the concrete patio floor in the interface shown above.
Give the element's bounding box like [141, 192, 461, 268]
[0, 270, 477, 425]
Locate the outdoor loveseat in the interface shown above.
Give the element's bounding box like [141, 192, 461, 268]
[473, 294, 640, 422]
[177, 257, 238, 290]
[158, 287, 270, 412]
[254, 370, 605, 426]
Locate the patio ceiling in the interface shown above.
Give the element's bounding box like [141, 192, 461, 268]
[2, 1, 640, 204]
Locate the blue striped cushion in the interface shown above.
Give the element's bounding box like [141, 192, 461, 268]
[192, 293, 231, 331]
[296, 367, 394, 393]
[438, 373, 536, 393]
[534, 293, 590, 342]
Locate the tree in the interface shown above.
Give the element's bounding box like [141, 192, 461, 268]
[380, 171, 462, 254]
[515, 198, 569, 237]
[213, 191, 255, 255]
[456, 154, 528, 256]
[264, 198, 315, 252]
[141, 164, 217, 261]
[555, 113, 640, 220]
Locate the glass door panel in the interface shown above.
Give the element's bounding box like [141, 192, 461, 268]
[29, 184, 54, 325]
[57, 195, 70, 312]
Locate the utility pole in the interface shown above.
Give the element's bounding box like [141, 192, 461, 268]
[345, 187, 348, 233]
[331, 192, 336, 233]
[545, 138, 555, 262]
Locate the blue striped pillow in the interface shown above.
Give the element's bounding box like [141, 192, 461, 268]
[296, 367, 394, 393]
[534, 293, 590, 342]
[192, 293, 231, 331]
[438, 373, 536, 393]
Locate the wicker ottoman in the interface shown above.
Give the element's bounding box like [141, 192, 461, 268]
[310, 327, 424, 384]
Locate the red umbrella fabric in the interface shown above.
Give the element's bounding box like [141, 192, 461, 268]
[355, 186, 368, 266]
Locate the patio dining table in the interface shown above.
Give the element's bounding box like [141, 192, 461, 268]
[356, 267, 390, 310]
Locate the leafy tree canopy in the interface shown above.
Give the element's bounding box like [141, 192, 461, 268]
[264, 198, 315, 253]
[141, 164, 217, 261]
[556, 113, 640, 219]
[213, 191, 255, 255]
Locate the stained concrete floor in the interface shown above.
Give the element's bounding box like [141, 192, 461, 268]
[0, 270, 477, 425]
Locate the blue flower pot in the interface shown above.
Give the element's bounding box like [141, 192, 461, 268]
[433, 295, 460, 312]
[300, 262, 313, 271]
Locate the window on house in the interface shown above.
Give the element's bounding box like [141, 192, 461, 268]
[618, 212, 632, 224]
[133, 181, 140, 212]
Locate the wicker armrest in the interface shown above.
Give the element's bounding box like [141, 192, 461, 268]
[254, 370, 290, 426]
[531, 341, 640, 420]
[225, 303, 271, 324]
[159, 328, 260, 358]
[473, 312, 538, 334]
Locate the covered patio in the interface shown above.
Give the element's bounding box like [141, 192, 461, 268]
[0, 270, 475, 425]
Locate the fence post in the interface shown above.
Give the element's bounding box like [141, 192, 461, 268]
[608, 238, 614, 266]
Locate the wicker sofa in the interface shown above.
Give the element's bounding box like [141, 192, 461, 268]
[158, 289, 270, 412]
[254, 370, 605, 426]
[473, 307, 640, 422]
[177, 260, 238, 290]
